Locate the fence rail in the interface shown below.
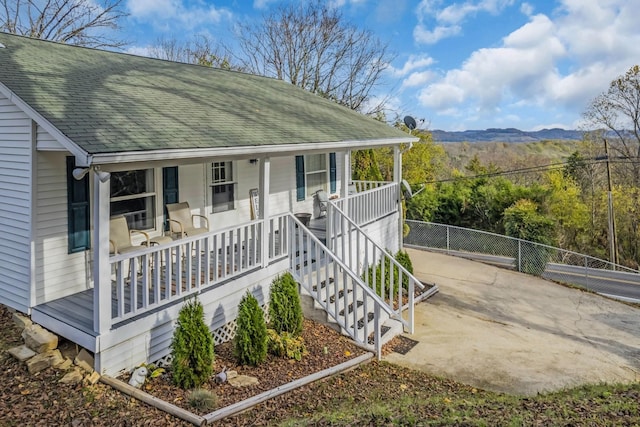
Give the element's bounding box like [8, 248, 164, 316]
[333, 182, 398, 227]
[405, 220, 640, 300]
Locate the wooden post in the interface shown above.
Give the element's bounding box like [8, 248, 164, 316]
[604, 138, 618, 266]
[394, 146, 403, 251]
[93, 170, 112, 338]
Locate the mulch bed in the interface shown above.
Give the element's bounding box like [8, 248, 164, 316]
[126, 319, 368, 415]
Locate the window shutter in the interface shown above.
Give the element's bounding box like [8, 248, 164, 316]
[329, 152, 337, 193]
[295, 155, 305, 201]
[66, 157, 90, 253]
[163, 167, 179, 231]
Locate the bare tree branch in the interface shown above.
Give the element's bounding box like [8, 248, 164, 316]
[0, 0, 128, 49]
[147, 35, 238, 70]
[234, 0, 395, 115]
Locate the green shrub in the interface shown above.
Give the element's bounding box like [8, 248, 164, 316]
[171, 298, 214, 389]
[267, 329, 307, 361]
[188, 388, 217, 411]
[268, 273, 303, 336]
[234, 291, 268, 366]
[395, 250, 414, 288]
[364, 250, 414, 296]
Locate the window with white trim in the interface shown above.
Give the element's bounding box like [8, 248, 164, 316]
[211, 161, 235, 213]
[304, 154, 327, 197]
[110, 169, 156, 230]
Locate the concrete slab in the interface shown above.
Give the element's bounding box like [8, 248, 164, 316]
[384, 249, 640, 396]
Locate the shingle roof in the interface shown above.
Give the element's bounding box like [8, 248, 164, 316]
[0, 33, 411, 156]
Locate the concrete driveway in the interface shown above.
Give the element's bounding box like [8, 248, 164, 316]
[384, 248, 640, 395]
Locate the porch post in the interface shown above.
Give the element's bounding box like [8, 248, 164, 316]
[394, 146, 403, 250]
[260, 157, 270, 264]
[93, 170, 111, 335]
[341, 150, 350, 215]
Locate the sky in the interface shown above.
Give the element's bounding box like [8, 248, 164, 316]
[120, 0, 640, 131]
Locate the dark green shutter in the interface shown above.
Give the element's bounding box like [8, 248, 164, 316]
[66, 157, 90, 253]
[329, 152, 336, 193]
[163, 167, 179, 231]
[295, 156, 305, 201]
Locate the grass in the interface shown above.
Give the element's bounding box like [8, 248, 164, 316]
[233, 361, 640, 426]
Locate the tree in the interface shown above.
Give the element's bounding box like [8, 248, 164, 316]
[171, 298, 214, 389]
[1, 0, 128, 48]
[234, 291, 268, 366]
[147, 35, 236, 69]
[234, 0, 394, 115]
[583, 65, 640, 186]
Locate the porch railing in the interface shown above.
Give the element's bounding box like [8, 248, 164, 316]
[333, 181, 398, 227]
[326, 202, 429, 334]
[287, 213, 394, 356]
[109, 215, 290, 325]
[351, 180, 389, 192]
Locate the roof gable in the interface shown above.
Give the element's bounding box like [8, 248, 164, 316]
[0, 33, 411, 156]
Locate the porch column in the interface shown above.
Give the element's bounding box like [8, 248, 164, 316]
[394, 146, 403, 250]
[93, 170, 111, 335]
[340, 150, 350, 216]
[259, 157, 270, 264]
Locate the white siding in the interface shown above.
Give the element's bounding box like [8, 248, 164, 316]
[35, 149, 89, 304]
[97, 260, 287, 376]
[0, 94, 32, 312]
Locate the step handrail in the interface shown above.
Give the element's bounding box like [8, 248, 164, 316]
[287, 213, 394, 356]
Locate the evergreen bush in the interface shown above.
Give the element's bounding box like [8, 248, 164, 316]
[171, 298, 214, 389]
[266, 329, 307, 361]
[234, 291, 268, 366]
[268, 273, 303, 336]
[395, 250, 414, 289]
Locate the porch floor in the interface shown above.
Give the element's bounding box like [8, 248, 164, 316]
[33, 289, 96, 337]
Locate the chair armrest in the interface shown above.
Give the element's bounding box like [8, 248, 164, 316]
[167, 218, 185, 238]
[192, 214, 209, 230]
[109, 239, 117, 254]
[130, 229, 150, 247]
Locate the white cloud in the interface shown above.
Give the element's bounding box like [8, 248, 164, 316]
[127, 0, 232, 31]
[414, 0, 515, 44]
[388, 55, 435, 77]
[402, 71, 436, 88]
[126, 45, 152, 57]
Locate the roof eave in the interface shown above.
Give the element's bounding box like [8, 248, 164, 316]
[90, 137, 418, 166]
[0, 82, 92, 166]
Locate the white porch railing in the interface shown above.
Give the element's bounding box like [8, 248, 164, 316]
[351, 180, 389, 192]
[287, 213, 394, 355]
[326, 202, 429, 334]
[333, 181, 398, 227]
[109, 215, 290, 325]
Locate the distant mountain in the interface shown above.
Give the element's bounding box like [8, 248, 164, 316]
[429, 128, 583, 143]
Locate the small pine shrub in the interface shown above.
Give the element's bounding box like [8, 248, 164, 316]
[234, 291, 268, 366]
[268, 273, 303, 336]
[267, 328, 307, 361]
[364, 250, 414, 296]
[171, 298, 214, 389]
[188, 388, 218, 411]
[395, 250, 414, 289]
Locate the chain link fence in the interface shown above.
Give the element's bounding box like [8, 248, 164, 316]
[404, 220, 640, 300]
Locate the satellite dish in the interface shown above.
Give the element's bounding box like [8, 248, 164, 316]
[403, 116, 417, 131]
[401, 179, 413, 199]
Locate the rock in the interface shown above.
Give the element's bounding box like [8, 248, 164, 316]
[226, 370, 238, 379]
[26, 349, 64, 374]
[54, 358, 73, 370]
[59, 369, 83, 385]
[12, 313, 32, 331]
[8, 345, 36, 362]
[22, 324, 58, 353]
[74, 349, 94, 373]
[228, 374, 259, 388]
[85, 371, 101, 385]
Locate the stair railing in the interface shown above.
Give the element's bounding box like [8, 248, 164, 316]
[326, 201, 437, 334]
[287, 213, 394, 357]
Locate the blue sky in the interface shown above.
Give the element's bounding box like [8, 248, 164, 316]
[122, 0, 640, 131]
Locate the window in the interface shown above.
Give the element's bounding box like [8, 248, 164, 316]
[110, 169, 156, 230]
[211, 161, 235, 213]
[295, 153, 336, 200]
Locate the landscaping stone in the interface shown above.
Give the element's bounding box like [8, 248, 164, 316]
[22, 324, 58, 353]
[59, 369, 83, 385]
[8, 345, 36, 362]
[54, 358, 73, 370]
[26, 350, 64, 375]
[74, 348, 94, 373]
[85, 371, 101, 385]
[12, 313, 32, 331]
[228, 374, 259, 388]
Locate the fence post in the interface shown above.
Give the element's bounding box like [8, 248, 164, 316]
[518, 240, 522, 272]
[446, 226, 450, 253]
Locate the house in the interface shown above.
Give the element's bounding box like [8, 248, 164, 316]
[0, 33, 424, 376]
